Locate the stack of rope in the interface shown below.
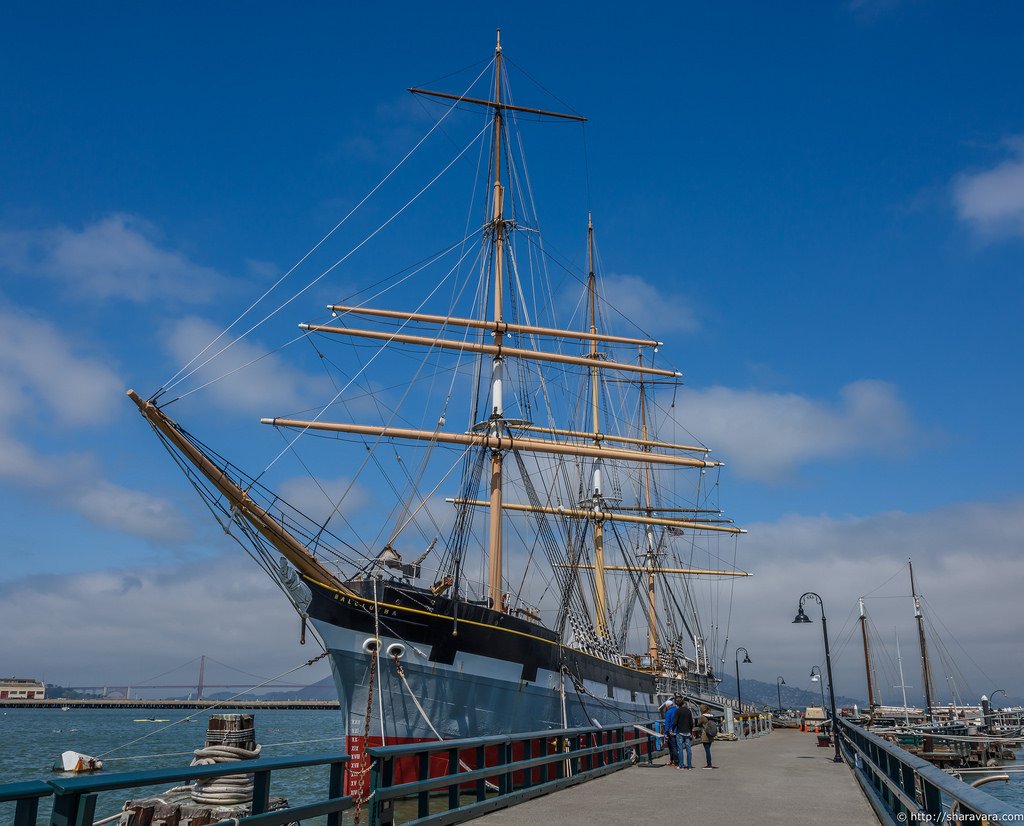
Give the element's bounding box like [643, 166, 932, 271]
[190, 742, 262, 806]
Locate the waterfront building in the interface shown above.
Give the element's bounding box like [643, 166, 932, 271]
[0, 677, 46, 699]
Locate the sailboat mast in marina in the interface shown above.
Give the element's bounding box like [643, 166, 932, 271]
[127, 33, 749, 785]
[910, 559, 936, 719]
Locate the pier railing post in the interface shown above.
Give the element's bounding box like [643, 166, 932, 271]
[14, 798, 39, 826]
[369, 754, 393, 826]
[447, 747, 459, 811]
[251, 768, 271, 815]
[499, 737, 512, 795]
[523, 736, 533, 789]
[49, 790, 81, 826]
[475, 745, 487, 801]
[327, 759, 344, 826]
[418, 751, 430, 818]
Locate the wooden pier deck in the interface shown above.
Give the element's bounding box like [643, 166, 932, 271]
[473, 728, 877, 825]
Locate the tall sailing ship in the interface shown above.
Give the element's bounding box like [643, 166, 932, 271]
[128, 34, 748, 783]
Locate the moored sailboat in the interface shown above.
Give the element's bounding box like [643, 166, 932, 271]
[128, 33, 748, 791]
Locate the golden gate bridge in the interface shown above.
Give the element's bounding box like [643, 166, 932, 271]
[64, 655, 314, 699]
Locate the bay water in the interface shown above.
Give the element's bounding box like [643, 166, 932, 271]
[0, 706, 348, 823]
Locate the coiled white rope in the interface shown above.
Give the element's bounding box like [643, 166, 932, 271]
[190, 743, 262, 806]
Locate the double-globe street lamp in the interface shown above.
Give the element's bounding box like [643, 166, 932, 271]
[794, 591, 843, 763]
[735, 647, 752, 712]
[776, 676, 786, 713]
[810, 665, 826, 710]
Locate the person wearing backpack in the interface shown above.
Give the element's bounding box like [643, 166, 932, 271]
[663, 699, 679, 766]
[674, 697, 694, 770]
[699, 704, 719, 769]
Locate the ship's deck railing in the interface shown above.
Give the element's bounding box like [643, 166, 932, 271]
[836, 717, 1024, 824]
[0, 752, 351, 826]
[367, 721, 655, 826]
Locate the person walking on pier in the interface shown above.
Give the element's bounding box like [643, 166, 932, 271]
[674, 697, 694, 770]
[699, 704, 718, 769]
[663, 699, 679, 767]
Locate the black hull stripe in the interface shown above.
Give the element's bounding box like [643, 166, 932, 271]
[306, 579, 661, 696]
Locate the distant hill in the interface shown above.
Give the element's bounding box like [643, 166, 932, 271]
[44, 684, 102, 700]
[203, 675, 337, 702]
[715, 674, 865, 711]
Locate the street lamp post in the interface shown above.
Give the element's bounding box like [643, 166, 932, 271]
[776, 676, 786, 713]
[810, 666, 826, 710]
[735, 647, 752, 711]
[794, 592, 843, 763]
[990, 689, 1007, 707]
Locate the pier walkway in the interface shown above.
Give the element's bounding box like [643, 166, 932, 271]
[473, 728, 876, 825]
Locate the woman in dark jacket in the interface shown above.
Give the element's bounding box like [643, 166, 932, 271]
[699, 704, 718, 769]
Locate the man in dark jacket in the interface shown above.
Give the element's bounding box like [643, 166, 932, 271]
[662, 699, 678, 766]
[674, 697, 695, 769]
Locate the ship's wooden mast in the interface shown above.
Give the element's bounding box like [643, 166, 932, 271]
[639, 360, 659, 664]
[587, 215, 610, 638]
[487, 30, 506, 610]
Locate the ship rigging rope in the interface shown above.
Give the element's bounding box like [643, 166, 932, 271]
[254, 192, 488, 487]
[160, 58, 495, 396]
[154, 419, 370, 571]
[165, 114, 492, 430]
[388, 652, 500, 792]
[304, 264, 484, 556]
[920, 594, 999, 694]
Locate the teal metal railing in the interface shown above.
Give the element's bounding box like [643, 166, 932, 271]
[2, 723, 660, 826]
[836, 717, 1024, 824]
[0, 752, 350, 826]
[367, 722, 651, 826]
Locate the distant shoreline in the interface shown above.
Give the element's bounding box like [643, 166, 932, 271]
[1, 699, 339, 710]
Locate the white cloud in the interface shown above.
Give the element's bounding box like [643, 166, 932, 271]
[0, 305, 189, 541]
[2, 496, 1022, 703]
[0, 214, 228, 302]
[598, 273, 700, 337]
[953, 138, 1024, 238]
[0, 306, 122, 427]
[277, 475, 372, 527]
[70, 482, 191, 543]
[0, 556, 330, 688]
[728, 497, 1024, 704]
[674, 380, 917, 481]
[164, 316, 330, 414]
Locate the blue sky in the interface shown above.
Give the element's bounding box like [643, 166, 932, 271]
[2, 3, 1023, 705]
